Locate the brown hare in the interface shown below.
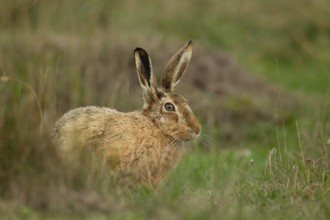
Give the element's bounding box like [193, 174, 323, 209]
[53, 41, 201, 188]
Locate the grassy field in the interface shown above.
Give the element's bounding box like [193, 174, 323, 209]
[0, 0, 329, 219]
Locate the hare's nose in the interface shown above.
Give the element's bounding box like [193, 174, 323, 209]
[187, 114, 201, 137]
[192, 124, 201, 137]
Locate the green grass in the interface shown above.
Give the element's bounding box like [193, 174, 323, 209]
[4, 144, 327, 219]
[0, 0, 329, 219]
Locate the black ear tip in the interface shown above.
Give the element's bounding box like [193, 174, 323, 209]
[134, 47, 143, 52]
[134, 47, 147, 54]
[187, 40, 193, 45]
[134, 48, 150, 61]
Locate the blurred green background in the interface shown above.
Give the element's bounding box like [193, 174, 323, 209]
[0, 0, 329, 219]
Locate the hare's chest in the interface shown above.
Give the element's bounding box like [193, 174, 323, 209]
[134, 139, 183, 172]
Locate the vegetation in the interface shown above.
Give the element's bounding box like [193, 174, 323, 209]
[0, 0, 329, 219]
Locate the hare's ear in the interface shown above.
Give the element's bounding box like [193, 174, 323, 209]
[134, 48, 158, 106]
[161, 41, 193, 92]
[134, 48, 157, 90]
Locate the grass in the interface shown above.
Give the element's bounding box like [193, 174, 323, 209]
[0, 0, 329, 219]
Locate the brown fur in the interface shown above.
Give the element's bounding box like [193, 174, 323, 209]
[53, 41, 200, 188]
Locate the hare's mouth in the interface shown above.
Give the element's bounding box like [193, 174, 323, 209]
[170, 135, 191, 144]
[178, 131, 199, 142]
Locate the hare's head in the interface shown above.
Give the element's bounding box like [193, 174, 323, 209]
[134, 41, 201, 142]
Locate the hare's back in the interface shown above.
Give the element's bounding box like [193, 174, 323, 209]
[53, 106, 121, 146]
[54, 106, 119, 130]
[53, 107, 157, 145]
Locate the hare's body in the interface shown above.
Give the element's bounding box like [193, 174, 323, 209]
[53, 41, 200, 188]
[54, 107, 184, 186]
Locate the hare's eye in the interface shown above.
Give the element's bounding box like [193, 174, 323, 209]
[164, 102, 175, 112]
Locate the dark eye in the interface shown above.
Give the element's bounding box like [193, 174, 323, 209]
[164, 102, 175, 111]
